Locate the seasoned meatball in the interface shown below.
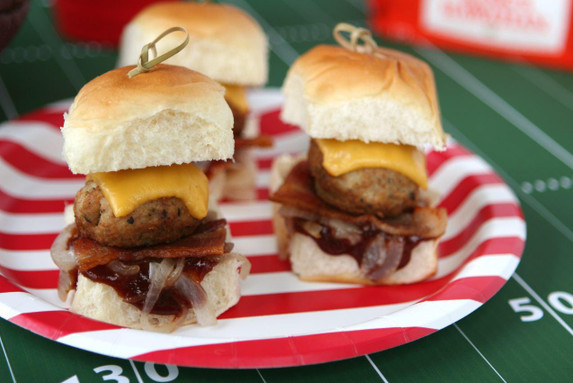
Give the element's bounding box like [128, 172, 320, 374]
[308, 140, 420, 217]
[74, 181, 200, 248]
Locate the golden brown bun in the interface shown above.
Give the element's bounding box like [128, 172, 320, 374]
[118, 2, 268, 86]
[62, 65, 234, 174]
[269, 154, 439, 285]
[281, 45, 447, 150]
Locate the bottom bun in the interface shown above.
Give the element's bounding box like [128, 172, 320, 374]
[289, 233, 438, 285]
[270, 154, 439, 285]
[70, 253, 248, 332]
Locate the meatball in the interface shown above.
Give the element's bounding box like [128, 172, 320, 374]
[308, 140, 420, 217]
[74, 181, 200, 248]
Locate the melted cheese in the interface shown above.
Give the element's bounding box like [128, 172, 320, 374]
[316, 139, 428, 189]
[89, 163, 209, 219]
[222, 83, 249, 114]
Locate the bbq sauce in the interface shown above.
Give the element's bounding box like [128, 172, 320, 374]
[399, 236, 423, 269]
[82, 257, 219, 316]
[294, 219, 425, 273]
[296, 221, 378, 260]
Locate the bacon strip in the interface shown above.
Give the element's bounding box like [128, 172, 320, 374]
[269, 161, 447, 239]
[205, 136, 273, 181]
[235, 135, 274, 149]
[72, 220, 231, 272]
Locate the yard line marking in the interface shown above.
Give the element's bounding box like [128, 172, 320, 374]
[0, 333, 16, 383]
[27, 8, 85, 90]
[513, 273, 573, 337]
[512, 65, 573, 113]
[415, 45, 573, 170]
[454, 324, 507, 383]
[521, 177, 572, 194]
[0, 76, 18, 119]
[128, 360, 144, 383]
[225, 0, 299, 65]
[365, 355, 390, 383]
[256, 369, 268, 383]
[444, 119, 573, 243]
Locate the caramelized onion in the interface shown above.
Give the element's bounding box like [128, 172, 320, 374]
[107, 260, 140, 276]
[328, 219, 361, 244]
[302, 221, 322, 238]
[57, 270, 76, 301]
[50, 224, 77, 272]
[165, 258, 185, 288]
[361, 235, 404, 281]
[279, 205, 318, 221]
[169, 305, 190, 332]
[175, 275, 216, 326]
[282, 206, 363, 244]
[142, 259, 178, 319]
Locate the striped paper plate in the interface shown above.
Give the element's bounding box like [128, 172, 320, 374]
[0, 89, 525, 368]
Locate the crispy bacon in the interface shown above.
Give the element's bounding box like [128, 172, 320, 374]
[204, 160, 229, 179]
[205, 136, 273, 181]
[235, 135, 274, 149]
[269, 161, 447, 239]
[71, 219, 231, 271]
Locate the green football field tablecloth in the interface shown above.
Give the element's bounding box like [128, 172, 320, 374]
[0, 0, 571, 382]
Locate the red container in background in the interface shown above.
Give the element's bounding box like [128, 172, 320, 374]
[369, 0, 573, 70]
[53, 0, 179, 46]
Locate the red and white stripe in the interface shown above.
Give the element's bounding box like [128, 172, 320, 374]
[0, 90, 525, 368]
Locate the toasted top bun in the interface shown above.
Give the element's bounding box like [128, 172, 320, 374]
[62, 65, 234, 174]
[281, 45, 447, 150]
[117, 2, 268, 87]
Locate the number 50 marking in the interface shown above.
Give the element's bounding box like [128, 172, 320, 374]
[509, 291, 573, 322]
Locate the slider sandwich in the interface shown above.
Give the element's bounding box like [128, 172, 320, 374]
[269, 25, 448, 285]
[51, 63, 250, 332]
[118, 1, 270, 201]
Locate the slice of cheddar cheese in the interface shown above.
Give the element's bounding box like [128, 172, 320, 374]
[316, 139, 427, 189]
[89, 163, 209, 219]
[222, 83, 249, 114]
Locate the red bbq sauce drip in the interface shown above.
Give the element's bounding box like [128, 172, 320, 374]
[294, 219, 424, 271]
[82, 257, 219, 316]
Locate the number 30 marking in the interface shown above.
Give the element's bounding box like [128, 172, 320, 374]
[144, 362, 179, 382]
[91, 363, 179, 382]
[93, 365, 129, 383]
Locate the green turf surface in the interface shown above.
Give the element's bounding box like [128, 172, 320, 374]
[1, 0, 572, 382]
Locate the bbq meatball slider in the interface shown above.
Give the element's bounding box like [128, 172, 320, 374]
[51, 60, 250, 332]
[118, 1, 271, 201]
[269, 24, 448, 285]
